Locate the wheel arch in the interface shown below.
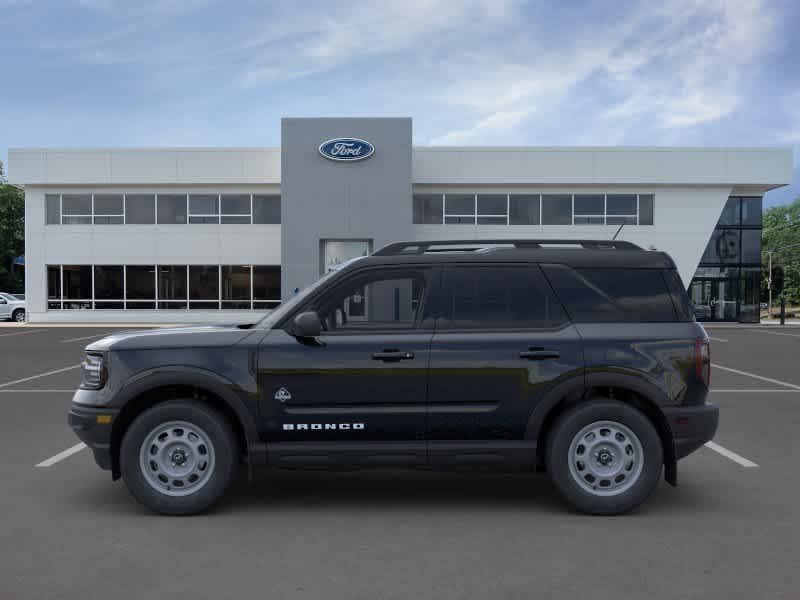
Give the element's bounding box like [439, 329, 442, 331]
[109, 367, 264, 480]
[527, 372, 677, 485]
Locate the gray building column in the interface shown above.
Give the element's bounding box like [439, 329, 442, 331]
[280, 117, 413, 299]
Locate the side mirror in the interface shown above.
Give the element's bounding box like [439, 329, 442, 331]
[290, 311, 322, 339]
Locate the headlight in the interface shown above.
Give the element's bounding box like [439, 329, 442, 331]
[80, 353, 106, 390]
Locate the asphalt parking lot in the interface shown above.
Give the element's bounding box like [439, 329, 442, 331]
[1, 324, 799, 599]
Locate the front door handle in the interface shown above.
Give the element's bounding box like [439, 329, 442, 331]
[519, 348, 560, 360]
[372, 350, 415, 362]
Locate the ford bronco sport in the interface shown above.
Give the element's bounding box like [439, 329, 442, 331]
[69, 239, 718, 515]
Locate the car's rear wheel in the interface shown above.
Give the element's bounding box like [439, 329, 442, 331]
[12, 309, 25, 322]
[120, 400, 238, 515]
[546, 399, 662, 515]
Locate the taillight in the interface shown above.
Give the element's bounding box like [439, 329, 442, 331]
[694, 338, 710, 388]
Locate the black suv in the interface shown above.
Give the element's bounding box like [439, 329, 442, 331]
[69, 239, 717, 515]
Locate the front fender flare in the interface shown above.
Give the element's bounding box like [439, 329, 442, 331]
[111, 366, 265, 472]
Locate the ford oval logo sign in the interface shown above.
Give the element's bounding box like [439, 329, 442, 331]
[318, 138, 375, 162]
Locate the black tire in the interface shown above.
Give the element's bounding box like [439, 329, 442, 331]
[120, 400, 238, 515]
[545, 399, 663, 515]
[12, 309, 25, 322]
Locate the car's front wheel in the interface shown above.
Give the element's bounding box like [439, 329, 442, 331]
[546, 399, 663, 515]
[120, 400, 238, 515]
[12, 309, 25, 322]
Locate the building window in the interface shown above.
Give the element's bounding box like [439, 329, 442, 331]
[126, 265, 156, 309]
[253, 266, 281, 309]
[93, 195, 124, 224]
[477, 194, 507, 224]
[45, 194, 61, 225]
[413, 194, 443, 224]
[157, 194, 188, 224]
[444, 194, 475, 224]
[125, 194, 156, 224]
[62, 265, 92, 309]
[93, 265, 124, 309]
[541, 195, 572, 225]
[62, 194, 92, 224]
[47, 265, 61, 309]
[717, 197, 741, 226]
[509, 194, 540, 225]
[222, 265, 252, 309]
[741, 197, 762, 226]
[44, 192, 281, 225]
[47, 264, 280, 310]
[188, 194, 219, 224]
[253, 194, 281, 224]
[690, 195, 762, 323]
[573, 195, 605, 225]
[158, 265, 188, 309]
[189, 265, 220, 308]
[606, 194, 638, 225]
[412, 192, 655, 226]
[221, 194, 251, 224]
[637, 194, 654, 225]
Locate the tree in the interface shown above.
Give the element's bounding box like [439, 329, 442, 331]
[762, 196, 800, 305]
[0, 161, 25, 293]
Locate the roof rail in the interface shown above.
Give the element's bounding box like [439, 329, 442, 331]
[373, 239, 641, 256]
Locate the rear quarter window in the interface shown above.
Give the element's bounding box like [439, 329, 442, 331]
[542, 265, 681, 323]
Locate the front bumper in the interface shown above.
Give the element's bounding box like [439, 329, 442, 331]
[68, 403, 119, 471]
[663, 402, 719, 459]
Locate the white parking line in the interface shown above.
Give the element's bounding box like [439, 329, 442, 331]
[0, 364, 81, 389]
[0, 329, 45, 338]
[0, 389, 75, 393]
[704, 441, 759, 467]
[35, 443, 87, 468]
[710, 389, 800, 393]
[713, 363, 800, 390]
[708, 336, 728, 342]
[60, 333, 114, 343]
[750, 329, 800, 338]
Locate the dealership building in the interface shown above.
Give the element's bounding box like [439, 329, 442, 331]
[8, 117, 794, 323]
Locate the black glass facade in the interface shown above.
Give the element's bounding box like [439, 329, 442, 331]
[689, 197, 762, 322]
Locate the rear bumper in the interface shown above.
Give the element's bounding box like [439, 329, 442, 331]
[68, 404, 118, 471]
[663, 403, 719, 459]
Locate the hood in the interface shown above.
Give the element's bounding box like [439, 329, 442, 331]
[85, 323, 259, 352]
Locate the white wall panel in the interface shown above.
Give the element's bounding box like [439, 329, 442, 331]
[10, 148, 281, 185]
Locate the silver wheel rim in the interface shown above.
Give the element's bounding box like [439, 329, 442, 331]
[14, 311, 24, 322]
[567, 420, 644, 497]
[138, 420, 215, 497]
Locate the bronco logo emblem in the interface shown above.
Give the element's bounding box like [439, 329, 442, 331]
[274, 387, 292, 403]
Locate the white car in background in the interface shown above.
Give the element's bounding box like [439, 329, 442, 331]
[0, 293, 26, 322]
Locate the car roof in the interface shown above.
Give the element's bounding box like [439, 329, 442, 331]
[352, 239, 677, 270]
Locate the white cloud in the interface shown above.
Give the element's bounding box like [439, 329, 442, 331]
[238, 0, 516, 88]
[429, 109, 532, 145]
[427, 0, 777, 144]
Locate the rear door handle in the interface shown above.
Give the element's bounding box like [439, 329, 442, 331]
[519, 348, 560, 360]
[372, 350, 415, 362]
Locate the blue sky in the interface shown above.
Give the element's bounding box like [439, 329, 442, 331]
[1, 0, 798, 206]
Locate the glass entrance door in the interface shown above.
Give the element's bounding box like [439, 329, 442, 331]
[689, 278, 739, 321]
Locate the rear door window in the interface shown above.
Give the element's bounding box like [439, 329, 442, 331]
[438, 265, 568, 330]
[542, 265, 679, 322]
